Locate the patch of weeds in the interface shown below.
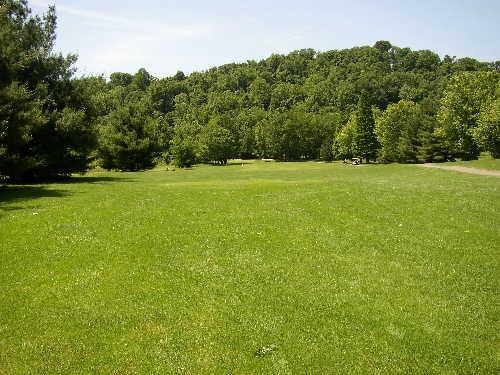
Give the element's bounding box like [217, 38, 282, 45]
[255, 344, 278, 357]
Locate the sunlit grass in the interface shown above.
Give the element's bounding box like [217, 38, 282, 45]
[1, 161, 498, 374]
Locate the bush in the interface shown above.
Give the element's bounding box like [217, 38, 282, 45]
[171, 138, 196, 168]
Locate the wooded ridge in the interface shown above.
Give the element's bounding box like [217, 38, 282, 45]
[1, 0, 499, 181]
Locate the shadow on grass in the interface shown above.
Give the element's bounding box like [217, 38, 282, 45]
[0, 175, 132, 215]
[57, 175, 135, 184]
[205, 161, 254, 167]
[226, 162, 253, 167]
[0, 185, 69, 202]
[0, 185, 69, 216]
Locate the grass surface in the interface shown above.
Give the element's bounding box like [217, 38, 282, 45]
[1, 161, 499, 374]
[443, 154, 500, 171]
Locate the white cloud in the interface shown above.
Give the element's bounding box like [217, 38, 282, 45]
[29, 0, 217, 76]
[31, 0, 130, 25]
[30, 0, 214, 40]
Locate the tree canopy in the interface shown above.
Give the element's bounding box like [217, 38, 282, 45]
[0, 0, 94, 181]
[1, 2, 499, 181]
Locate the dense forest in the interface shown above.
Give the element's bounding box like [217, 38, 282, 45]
[1, 0, 499, 181]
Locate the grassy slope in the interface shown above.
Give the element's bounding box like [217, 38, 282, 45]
[0, 162, 499, 374]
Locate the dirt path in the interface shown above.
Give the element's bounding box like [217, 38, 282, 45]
[418, 163, 500, 177]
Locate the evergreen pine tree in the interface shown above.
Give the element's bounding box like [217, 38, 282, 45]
[353, 93, 379, 162]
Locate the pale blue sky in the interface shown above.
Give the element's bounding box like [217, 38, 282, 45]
[30, 0, 500, 77]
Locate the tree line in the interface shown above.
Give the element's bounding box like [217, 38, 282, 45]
[1, 1, 499, 181]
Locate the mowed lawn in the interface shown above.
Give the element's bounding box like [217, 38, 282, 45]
[0, 161, 499, 374]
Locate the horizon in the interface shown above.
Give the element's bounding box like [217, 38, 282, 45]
[30, 0, 500, 78]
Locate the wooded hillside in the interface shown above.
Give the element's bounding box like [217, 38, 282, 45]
[1, 0, 499, 180]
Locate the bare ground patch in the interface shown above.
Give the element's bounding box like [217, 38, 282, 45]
[418, 164, 500, 177]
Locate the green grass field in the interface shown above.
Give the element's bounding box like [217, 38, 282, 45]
[1, 161, 499, 374]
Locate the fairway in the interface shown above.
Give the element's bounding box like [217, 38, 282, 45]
[0, 162, 499, 374]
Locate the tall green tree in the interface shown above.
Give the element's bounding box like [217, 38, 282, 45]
[0, 83, 45, 179]
[98, 96, 160, 171]
[352, 93, 379, 162]
[170, 137, 196, 168]
[474, 97, 500, 158]
[198, 117, 236, 165]
[0, 0, 94, 181]
[234, 107, 266, 158]
[437, 71, 498, 160]
[332, 114, 356, 160]
[255, 112, 284, 159]
[375, 100, 422, 163]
